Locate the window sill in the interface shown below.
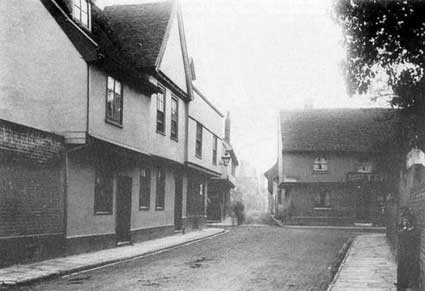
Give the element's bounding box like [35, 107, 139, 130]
[94, 211, 113, 215]
[195, 154, 202, 160]
[105, 119, 123, 128]
[156, 129, 166, 136]
[139, 206, 150, 211]
[155, 206, 164, 211]
[313, 207, 332, 210]
[312, 171, 328, 175]
[72, 17, 91, 32]
[170, 136, 178, 142]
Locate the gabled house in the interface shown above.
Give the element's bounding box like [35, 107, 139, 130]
[207, 112, 239, 222]
[267, 108, 399, 226]
[0, 0, 226, 266]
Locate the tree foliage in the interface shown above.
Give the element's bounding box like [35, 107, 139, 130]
[334, 0, 425, 112]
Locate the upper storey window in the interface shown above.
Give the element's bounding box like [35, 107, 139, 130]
[195, 122, 203, 158]
[106, 76, 123, 126]
[73, 0, 90, 29]
[156, 87, 166, 134]
[313, 157, 328, 173]
[170, 96, 178, 140]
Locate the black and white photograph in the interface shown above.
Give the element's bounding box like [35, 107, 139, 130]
[1, 0, 424, 290]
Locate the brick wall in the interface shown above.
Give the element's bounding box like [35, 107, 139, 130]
[0, 119, 64, 163]
[0, 120, 65, 266]
[408, 187, 425, 289]
[392, 164, 425, 289]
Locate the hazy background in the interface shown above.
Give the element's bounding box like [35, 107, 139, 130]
[97, 0, 389, 174]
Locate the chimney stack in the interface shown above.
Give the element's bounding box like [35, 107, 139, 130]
[224, 111, 231, 143]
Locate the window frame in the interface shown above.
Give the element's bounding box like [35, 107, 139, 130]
[170, 95, 179, 141]
[72, 0, 91, 30]
[212, 135, 218, 165]
[195, 122, 203, 158]
[139, 167, 151, 210]
[94, 165, 113, 215]
[105, 76, 123, 126]
[156, 87, 166, 134]
[313, 156, 328, 173]
[155, 166, 166, 210]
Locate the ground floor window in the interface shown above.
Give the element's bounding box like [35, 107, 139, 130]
[94, 165, 113, 214]
[139, 167, 151, 210]
[315, 191, 330, 208]
[155, 166, 165, 210]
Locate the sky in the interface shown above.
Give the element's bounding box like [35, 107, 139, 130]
[96, 0, 390, 174]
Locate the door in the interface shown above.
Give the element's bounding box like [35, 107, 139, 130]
[116, 176, 132, 243]
[174, 173, 183, 230]
[355, 183, 370, 222]
[207, 190, 222, 221]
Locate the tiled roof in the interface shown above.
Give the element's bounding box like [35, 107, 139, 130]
[104, 1, 174, 70]
[280, 108, 400, 153]
[41, 0, 160, 94]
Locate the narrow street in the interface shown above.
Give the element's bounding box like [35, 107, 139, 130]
[16, 226, 359, 291]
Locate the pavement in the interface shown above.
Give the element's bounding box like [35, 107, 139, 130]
[328, 233, 397, 291]
[0, 227, 225, 287]
[271, 215, 386, 232]
[207, 216, 236, 227]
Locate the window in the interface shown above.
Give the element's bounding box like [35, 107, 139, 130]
[212, 136, 218, 165]
[73, 0, 90, 29]
[170, 96, 178, 140]
[277, 190, 283, 204]
[94, 166, 113, 214]
[139, 167, 151, 210]
[156, 88, 165, 133]
[106, 76, 123, 125]
[155, 166, 165, 209]
[195, 122, 203, 158]
[357, 158, 373, 173]
[317, 192, 331, 207]
[313, 156, 328, 172]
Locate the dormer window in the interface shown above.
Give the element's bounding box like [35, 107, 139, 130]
[313, 156, 328, 172]
[73, 0, 90, 29]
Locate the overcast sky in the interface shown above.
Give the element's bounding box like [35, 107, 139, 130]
[97, 0, 389, 174]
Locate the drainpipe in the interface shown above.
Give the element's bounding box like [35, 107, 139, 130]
[64, 144, 89, 241]
[63, 63, 91, 242]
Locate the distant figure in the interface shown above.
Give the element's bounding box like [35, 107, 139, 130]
[397, 208, 419, 291]
[232, 201, 245, 226]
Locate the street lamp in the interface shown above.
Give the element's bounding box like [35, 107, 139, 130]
[221, 153, 231, 166]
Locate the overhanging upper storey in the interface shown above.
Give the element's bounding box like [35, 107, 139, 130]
[104, 0, 193, 102]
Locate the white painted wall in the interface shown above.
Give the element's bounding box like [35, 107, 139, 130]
[158, 10, 188, 94]
[0, 0, 87, 134]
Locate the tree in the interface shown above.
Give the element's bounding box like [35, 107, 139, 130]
[334, 0, 425, 113]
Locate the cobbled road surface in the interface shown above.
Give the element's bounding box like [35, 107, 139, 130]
[16, 226, 359, 291]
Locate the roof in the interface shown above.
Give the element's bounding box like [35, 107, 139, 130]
[104, 1, 174, 70]
[264, 162, 278, 179]
[41, 0, 160, 94]
[280, 108, 400, 153]
[193, 86, 224, 117]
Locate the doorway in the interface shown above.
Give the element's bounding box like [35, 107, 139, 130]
[174, 173, 183, 230]
[116, 176, 132, 243]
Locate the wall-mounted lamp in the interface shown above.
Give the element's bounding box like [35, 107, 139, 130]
[221, 153, 231, 166]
